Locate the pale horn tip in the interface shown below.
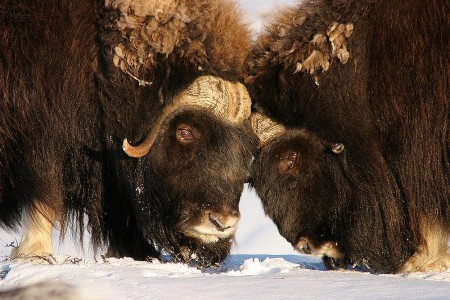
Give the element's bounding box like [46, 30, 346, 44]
[122, 138, 131, 154]
[122, 138, 140, 158]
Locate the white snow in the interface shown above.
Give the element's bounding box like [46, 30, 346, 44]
[1, 1, 450, 299]
[1, 255, 450, 299]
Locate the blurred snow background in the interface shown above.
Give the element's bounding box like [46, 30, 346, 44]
[240, 0, 297, 33]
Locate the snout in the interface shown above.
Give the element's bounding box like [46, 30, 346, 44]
[295, 237, 312, 254]
[294, 237, 344, 260]
[182, 209, 240, 244]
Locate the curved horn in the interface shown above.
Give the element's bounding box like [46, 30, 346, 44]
[123, 76, 252, 158]
[249, 112, 286, 147]
[223, 80, 252, 124]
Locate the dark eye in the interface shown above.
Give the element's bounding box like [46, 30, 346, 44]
[177, 127, 193, 142]
[278, 150, 300, 173]
[286, 151, 298, 169]
[175, 123, 199, 145]
[180, 128, 192, 139]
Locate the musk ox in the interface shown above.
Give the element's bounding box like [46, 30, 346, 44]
[0, 0, 258, 265]
[246, 0, 450, 273]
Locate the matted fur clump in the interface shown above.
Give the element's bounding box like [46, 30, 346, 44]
[247, 0, 450, 273]
[104, 0, 251, 85]
[0, 0, 257, 267]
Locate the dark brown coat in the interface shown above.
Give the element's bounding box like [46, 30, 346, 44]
[247, 0, 450, 273]
[0, 0, 257, 265]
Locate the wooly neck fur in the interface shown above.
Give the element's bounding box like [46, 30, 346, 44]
[247, 0, 450, 273]
[0, 0, 255, 266]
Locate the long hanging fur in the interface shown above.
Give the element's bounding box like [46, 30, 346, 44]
[0, 0, 257, 265]
[247, 0, 450, 273]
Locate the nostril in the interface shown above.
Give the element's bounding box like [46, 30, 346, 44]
[296, 238, 311, 254]
[208, 213, 228, 232]
[230, 209, 240, 218]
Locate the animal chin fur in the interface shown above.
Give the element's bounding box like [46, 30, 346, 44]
[182, 224, 237, 244]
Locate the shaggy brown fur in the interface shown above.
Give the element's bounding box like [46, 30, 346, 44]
[247, 0, 450, 273]
[0, 0, 257, 265]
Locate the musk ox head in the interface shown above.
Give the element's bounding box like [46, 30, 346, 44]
[249, 113, 348, 269]
[98, 0, 258, 266]
[122, 76, 258, 265]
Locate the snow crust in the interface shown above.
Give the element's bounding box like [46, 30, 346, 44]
[1, 255, 450, 299]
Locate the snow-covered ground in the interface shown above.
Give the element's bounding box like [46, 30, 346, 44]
[1, 254, 450, 299]
[1, 1, 450, 299]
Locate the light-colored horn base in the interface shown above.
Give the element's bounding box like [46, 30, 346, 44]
[250, 112, 286, 147]
[123, 76, 252, 158]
